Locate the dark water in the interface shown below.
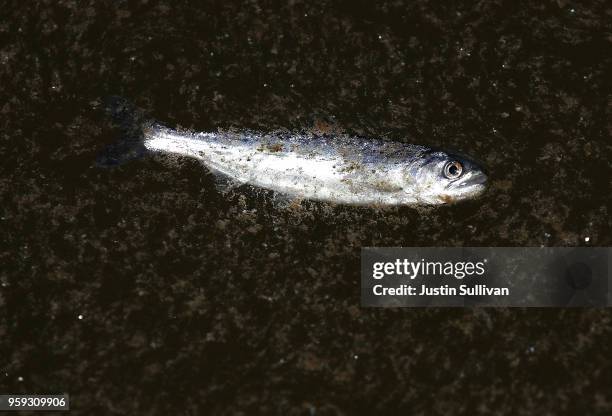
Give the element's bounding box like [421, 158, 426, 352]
[1, 1, 611, 414]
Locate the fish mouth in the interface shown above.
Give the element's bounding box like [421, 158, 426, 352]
[455, 171, 488, 188]
[468, 172, 488, 187]
[468, 182, 487, 197]
[445, 171, 488, 199]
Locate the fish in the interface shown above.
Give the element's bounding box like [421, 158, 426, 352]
[100, 98, 487, 206]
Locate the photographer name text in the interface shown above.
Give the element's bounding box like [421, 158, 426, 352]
[371, 259, 510, 297]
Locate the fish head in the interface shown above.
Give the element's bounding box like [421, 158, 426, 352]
[408, 150, 488, 204]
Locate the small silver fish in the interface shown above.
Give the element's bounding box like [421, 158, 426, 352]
[102, 100, 487, 206]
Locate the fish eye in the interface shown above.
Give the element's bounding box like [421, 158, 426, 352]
[443, 161, 463, 179]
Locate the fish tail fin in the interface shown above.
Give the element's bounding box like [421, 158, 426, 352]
[96, 96, 151, 167]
